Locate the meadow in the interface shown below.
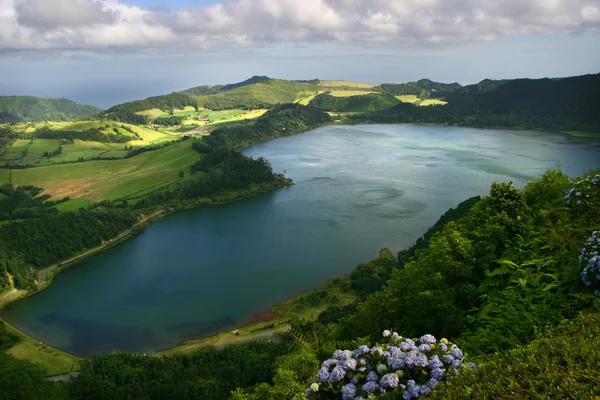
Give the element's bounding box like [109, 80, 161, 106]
[395, 95, 448, 106]
[5, 140, 202, 202]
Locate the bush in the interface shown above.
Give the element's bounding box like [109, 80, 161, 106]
[305, 331, 474, 399]
[429, 312, 600, 399]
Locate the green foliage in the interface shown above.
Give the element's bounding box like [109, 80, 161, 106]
[205, 104, 331, 148]
[69, 341, 289, 400]
[430, 312, 600, 399]
[0, 207, 136, 285]
[199, 78, 319, 110]
[153, 115, 185, 126]
[353, 74, 600, 132]
[380, 79, 461, 96]
[0, 320, 20, 350]
[0, 96, 101, 123]
[103, 92, 198, 121]
[0, 353, 68, 400]
[339, 169, 599, 354]
[309, 93, 400, 112]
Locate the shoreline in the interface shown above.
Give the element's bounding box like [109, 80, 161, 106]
[0, 179, 295, 370]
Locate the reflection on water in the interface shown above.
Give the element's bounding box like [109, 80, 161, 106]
[4, 125, 599, 355]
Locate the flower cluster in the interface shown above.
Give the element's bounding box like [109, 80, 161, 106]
[580, 231, 600, 296]
[564, 174, 599, 206]
[305, 331, 475, 400]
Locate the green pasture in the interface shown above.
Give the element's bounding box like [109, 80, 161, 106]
[419, 98, 448, 106]
[3, 318, 80, 376]
[329, 90, 377, 97]
[47, 140, 125, 163]
[396, 95, 420, 103]
[5, 140, 201, 202]
[54, 198, 92, 212]
[21, 139, 60, 165]
[1, 139, 30, 161]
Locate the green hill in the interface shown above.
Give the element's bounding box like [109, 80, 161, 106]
[197, 77, 319, 110]
[352, 73, 600, 133]
[0, 96, 101, 123]
[309, 92, 400, 112]
[380, 79, 462, 97]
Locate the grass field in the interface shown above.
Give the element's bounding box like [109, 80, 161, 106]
[46, 140, 125, 163]
[396, 95, 420, 103]
[1, 139, 30, 161]
[294, 91, 326, 105]
[5, 140, 202, 202]
[2, 316, 80, 376]
[419, 98, 448, 106]
[54, 198, 93, 212]
[318, 80, 379, 89]
[329, 90, 377, 97]
[21, 139, 60, 165]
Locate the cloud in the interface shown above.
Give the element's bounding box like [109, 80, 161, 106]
[1, 0, 599, 53]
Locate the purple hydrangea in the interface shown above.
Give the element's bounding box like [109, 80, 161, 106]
[380, 373, 399, 388]
[366, 370, 379, 382]
[429, 355, 443, 369]
[419, 334, 436, 344]
[362, 381, 380, 393]
[431, 368, 444, 380]
[329, 366, 346, 382]
[341, 383, 357, 400]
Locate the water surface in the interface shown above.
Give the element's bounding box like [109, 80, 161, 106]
[4, 125, 599, 355]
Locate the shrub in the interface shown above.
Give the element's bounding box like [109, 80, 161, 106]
[305, 331, 474, 399]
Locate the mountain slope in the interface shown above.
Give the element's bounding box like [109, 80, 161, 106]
[0, 96, 101, 123]
[198, 77, 319, 110]
[352, 73, 600, 132]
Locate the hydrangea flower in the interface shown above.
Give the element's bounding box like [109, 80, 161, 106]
[580, 231, 600, 294]
[306, 330, 473, 399]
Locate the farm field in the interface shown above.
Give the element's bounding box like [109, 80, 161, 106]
[54, 198, 93, 212]
[21, 139, 60, 165]
[419, 98, 448, 106]
[396, 95, 420, 103]
[5, 139, 202, 202]
[318, 80, 379, 89]
[328, 90, 377, 97]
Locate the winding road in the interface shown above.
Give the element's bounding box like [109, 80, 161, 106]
[37, 210, 164, 287]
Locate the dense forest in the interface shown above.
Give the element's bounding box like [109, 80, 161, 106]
[380, 79, 461, 98]
[309, 93, 400, 112]
[0, 205, 136, 291]
[0, 96, 101, 123]
[352, 74, 600, 133]
[204, 104, 331, 148]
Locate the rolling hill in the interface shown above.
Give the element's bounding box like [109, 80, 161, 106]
[0, 96, 101, 123]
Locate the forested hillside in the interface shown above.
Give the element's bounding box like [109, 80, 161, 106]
[351, 73, 600, 132]
[0, 96, 101, 123]
[309, 93, 400, 112]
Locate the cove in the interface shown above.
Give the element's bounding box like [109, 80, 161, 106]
[4, 125, 600, 356]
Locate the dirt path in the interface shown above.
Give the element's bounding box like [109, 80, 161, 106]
[37, 210, 164, 287]
[0, 288, 18, 303]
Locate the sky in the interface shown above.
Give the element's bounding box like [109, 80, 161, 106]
[1, 0, 599, 108]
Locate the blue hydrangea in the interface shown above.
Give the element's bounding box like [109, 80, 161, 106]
[431, 368, 444, 380]
[341, 383, 357, 400]
[380, 373, 399, 388]
[366, 370, 379, 382]
[419, 334, 436, 344]
[317, 367, 329, 381]
[429, 354, 443, 369]
[329, 365, 346, 382]
[362, 381, 380, 393]
[415, 354, 429, 368]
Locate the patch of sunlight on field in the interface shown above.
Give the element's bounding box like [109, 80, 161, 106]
[136, 108, 168, 118]
[318, 80, 379, 89]
[54, 198, 92, 212]
[0, 169, 9, 183]
[396, 95, 420, 103]
[329, 90, 377, 97]
[59, 121, 105, 131]
[419, 98, 448, 106]
[21, 139, 60, 165]
[123, 124, 174, 143]
[10, 139, 201, 202]
[1, 139, 30, 161]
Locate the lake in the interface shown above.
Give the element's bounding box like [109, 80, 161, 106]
[4, 125, 600, 356]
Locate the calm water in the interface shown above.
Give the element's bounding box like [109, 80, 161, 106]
[4, 125, 600, 356]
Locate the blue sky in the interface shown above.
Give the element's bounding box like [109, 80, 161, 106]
[1, 0, 599, 108]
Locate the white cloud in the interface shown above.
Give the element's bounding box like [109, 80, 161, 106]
[1, 0, 599, 53]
